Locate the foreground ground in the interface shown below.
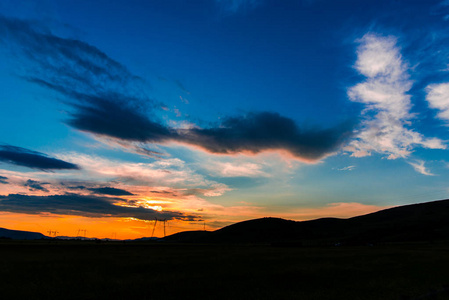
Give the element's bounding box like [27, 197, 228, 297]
[1, 240, 449, 299]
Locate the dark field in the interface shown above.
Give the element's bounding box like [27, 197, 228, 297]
[1, 241, 449, 300]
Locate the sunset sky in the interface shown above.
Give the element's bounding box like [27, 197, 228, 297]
[1, 0, 449, 239]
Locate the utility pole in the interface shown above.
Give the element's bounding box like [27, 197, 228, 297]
[163, 219, 166, 237]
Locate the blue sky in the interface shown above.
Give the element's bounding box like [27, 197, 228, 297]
[0, 0, 449, 238]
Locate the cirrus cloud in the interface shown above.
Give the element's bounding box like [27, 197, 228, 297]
[346, 33, 445, 159]
[407, 160, 435, 176]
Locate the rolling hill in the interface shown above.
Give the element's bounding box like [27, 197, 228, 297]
[0, 227, 48, 240]
[163, 198, 449, 245]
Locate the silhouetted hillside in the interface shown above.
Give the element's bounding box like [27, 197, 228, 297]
[162, 230, 212, 242]
[0, 228, 48, 240]
[205, 217, 299, 243]
[163, 199, 449, 244]
[343, 199, 449, 243]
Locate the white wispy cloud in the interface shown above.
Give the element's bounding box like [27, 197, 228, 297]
[194, 150, 301, 181]
[346, 33, 445, 159]
[337, 165, 355, 171]
[55, 153, 231, 196]
[204, 161, 268, 177]
[407, 160, 435, 176]
[426, 82, 449, 124]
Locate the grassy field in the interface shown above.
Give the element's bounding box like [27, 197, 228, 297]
[1, 240, 449, 299]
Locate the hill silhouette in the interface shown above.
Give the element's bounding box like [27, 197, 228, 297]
[0, 227, 48, 240]
[163, 198, 449, 245]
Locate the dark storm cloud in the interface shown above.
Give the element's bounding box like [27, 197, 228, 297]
[178, 112, 354, 161]
[23, 179, 50, 192]
[0, 145, 79, 171]
[0, 16, 169, 148]
[0, 16, 353, 161]
[68, 97, 173, 142]
[88, 187, 134, 196]
[0, 194, 197, 221]
[0, 176, 8, 184]
[25, 77, 173, 143]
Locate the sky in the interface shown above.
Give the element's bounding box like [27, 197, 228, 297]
[1, 0, 449, 239]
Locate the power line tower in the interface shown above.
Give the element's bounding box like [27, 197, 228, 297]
[163, 219, 167, 237]
[150, 219, 168, 238]
[161, 219, 167, 237]
[76, 229, 87, 239]
[151, 218, 158, 238]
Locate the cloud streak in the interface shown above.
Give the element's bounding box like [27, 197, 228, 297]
[0, 193, 197, 221]
[407, 160, 435, 176]
[55, 153, 231, 197]
[23, 179, 50, 192]
[204, 161, 268, 178]
[88, 187, 135, 196]
[0, 145, 79, 171]
[337, 165, 355, 171]
[0, 175, 8, 184]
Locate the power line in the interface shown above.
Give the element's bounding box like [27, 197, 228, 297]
[47, 230, 58, 237]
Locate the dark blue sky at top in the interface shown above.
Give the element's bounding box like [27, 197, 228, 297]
[42, 0, 365, 125]
[2, 0, 448, 133]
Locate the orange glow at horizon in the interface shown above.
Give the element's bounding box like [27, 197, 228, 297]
[0, 212, 211, 239]
[0, 202, 390, 240]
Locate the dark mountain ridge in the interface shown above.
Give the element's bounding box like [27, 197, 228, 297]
[164, 198, 449, 244]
